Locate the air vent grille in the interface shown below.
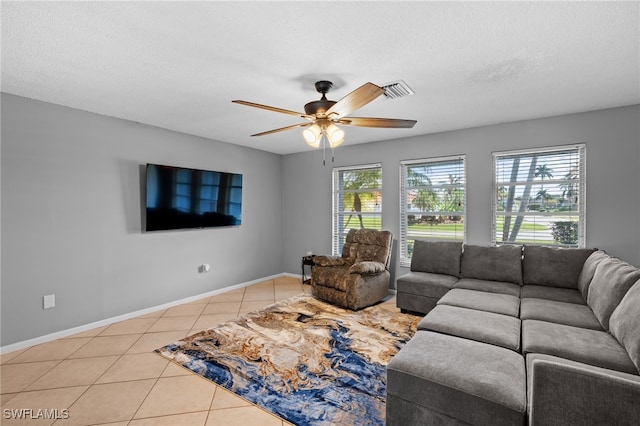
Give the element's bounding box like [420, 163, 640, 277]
[381, 80, 414, 100]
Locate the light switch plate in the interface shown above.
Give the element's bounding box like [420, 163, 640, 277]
[43, 294, 55, 309]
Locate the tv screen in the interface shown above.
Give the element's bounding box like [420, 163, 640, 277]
[145, 164, 242, 232]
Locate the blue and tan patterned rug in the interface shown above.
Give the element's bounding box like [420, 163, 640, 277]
[156, 294, 419, 425]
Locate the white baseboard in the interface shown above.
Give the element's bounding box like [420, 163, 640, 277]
[0, 273, 290, 355]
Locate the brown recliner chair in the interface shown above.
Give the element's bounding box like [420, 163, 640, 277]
[311, 228, 393, 310]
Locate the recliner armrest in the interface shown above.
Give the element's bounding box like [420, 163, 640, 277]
[527, 353, 640, 425]
[313, 255, 347, 267]
[349, 261, 386, 275]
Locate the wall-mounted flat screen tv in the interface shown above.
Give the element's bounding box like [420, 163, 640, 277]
[145, 164, 242, 232]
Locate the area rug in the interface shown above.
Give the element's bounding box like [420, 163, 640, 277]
[156, 294, 419, 426]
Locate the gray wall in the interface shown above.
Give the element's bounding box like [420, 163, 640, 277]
[282, 105, 640, 282]
[3, 93, 639, 348]
[1, 94, 284, 346]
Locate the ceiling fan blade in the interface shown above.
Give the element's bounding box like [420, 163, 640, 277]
[251, 122, 312, 137]
[232, 100, 311, 119]
[338, 117, 417, 128]
[325, 82, 384, 118]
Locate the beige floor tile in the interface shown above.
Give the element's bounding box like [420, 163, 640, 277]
[206, 406, 283, 426]
[160, 361, 194, 377]
[210, 387, 251, 410]
[0, 349, 27, 365]
[68, 334, 141, 358]
[129, 411, 208, 425]
[146, 316, 199, 333]
[126, 331, 188, 354]
[1, 393, 17, 405]
[274, 290, 304, 301]
[59, 379, 155, 425]
[61, 325, 109, 339]
[201, 302, 241, 315]
[191, 314, 236, 331]
[0, 361, 59, 394]
[134, 375, 215, 419]
[239, 301, 274, 314]
[26, 356, 119, 391]
[242, 290, 275, 302]
[274, 276, 302, 285]
[208, 291, 244, 303]
[162, 303, 207, 317]
[96, 353, 169, 384]
[5, 338, 91, 364]
[244, 281, 274, 292]
[136, 309, 167, 319]
[100, 318, 158, 336]
[0, 385, 87, 426]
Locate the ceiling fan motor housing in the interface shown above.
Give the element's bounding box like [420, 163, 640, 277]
[304, 80, 337, 117]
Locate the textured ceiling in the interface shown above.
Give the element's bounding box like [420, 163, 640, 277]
[2, 1, 639, 154]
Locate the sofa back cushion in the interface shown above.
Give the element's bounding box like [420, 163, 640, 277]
[522, 246, 596, 289]
[587, 256, 640, 330]
[348, 229, 393, 267]
[460, 244, 523, 284]
[609, 279, 640, 373]
[410, 240, 462, 277]
[577, 250, 609, 299]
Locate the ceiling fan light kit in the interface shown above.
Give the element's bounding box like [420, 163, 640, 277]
[232, 80, 416, 163]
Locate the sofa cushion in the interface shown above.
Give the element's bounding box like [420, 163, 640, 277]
[577, 250, 609, 299]
[348, 261, 385, 275]
[418, 305, 522, 351]
[609, 279, 640, 373]
[453, 278, 521, 297]
[520, 298, 603, 330]
[520, 285, 586, 305]
[438, 288, 520, 317]
[387, 331, 526, 426]
[522, 319, 637, 374]
[522, 245, 596, 288]
[396, 272, 458, 298]
[410, 240, 462, 277]
[587, 256, 640, 330]
[461, 244, 523, 284]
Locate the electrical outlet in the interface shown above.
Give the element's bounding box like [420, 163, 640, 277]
[43, 294, 55, 309]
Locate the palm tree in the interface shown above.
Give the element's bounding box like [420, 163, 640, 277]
[535, 164, 554, 191]
[559, 165, 579, 205]
[342, 169, 381, 229]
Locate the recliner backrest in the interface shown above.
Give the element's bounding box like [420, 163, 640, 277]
[345, 229, 393, 269]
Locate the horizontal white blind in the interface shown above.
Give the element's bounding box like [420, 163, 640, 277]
[332, 164, 382, 255]
[400, 156, 466, 266]
[493, 144, 585, 247]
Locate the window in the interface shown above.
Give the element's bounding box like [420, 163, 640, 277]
[332, 164, 382, 255]
[400, 156, 466, 266]
[493, 144, 585, 247]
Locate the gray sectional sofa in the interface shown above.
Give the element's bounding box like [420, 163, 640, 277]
[387, 241, 640, 425]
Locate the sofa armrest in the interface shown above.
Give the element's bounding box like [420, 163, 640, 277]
[527, 353, 640, 426]
[313, 255, 346, 267]
[349, 261, 386, 275]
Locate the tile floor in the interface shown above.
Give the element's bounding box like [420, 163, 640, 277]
[0, 276, 321, 425]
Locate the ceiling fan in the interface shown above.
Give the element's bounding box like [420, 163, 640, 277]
[232, 80, 417, 149]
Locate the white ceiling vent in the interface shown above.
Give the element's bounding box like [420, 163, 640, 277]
[381, 80, 415, 100]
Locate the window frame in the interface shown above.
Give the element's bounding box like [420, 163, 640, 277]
[399, 155, 467, 267]
[332, 163, 383, 256]
[492, 143, 586, 247]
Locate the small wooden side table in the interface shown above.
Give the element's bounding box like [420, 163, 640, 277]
[301, 255, 315, 284]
